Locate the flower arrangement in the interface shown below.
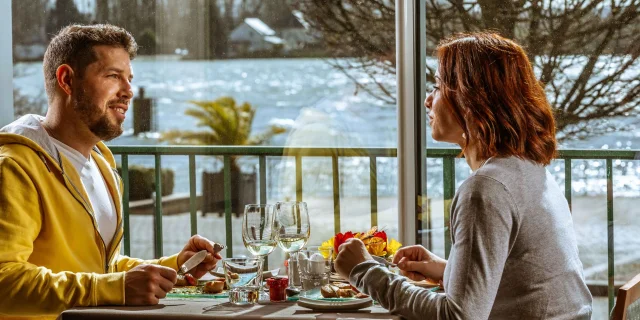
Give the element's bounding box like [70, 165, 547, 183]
[321, 227, 402, 259]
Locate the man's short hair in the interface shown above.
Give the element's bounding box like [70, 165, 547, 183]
[43, 24, 138, 101]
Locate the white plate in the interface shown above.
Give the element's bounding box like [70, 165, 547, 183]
[297, 297, 373, 311]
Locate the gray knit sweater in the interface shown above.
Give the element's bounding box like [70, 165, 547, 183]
[349, 157, 593, 319]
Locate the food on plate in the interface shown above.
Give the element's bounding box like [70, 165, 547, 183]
[175, 274, 197, 286]
[203, 280, 225, 294]
[333, 283, 353, 290]
[228, 271, 239, 279]
[170, 286, 201, 294]
[355, 292, 370, 299]
[321, 284, 355, 298]
[320, 282, 370, 299]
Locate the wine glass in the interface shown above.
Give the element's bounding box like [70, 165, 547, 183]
[274, 201, 310, 292]
[242, 204, 277, 296]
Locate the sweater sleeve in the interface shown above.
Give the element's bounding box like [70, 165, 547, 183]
[112, 253, 180, 272]
[350, 175, 518, 320]
[349, 262, 466, 320]
[0, 157, 124, 317]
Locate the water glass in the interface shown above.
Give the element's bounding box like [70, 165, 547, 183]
[297, 246, 333, 297]
[223, 257, 263, 305]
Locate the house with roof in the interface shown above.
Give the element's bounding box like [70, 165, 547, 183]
[229, 18, 285, 55]
[269, 10, 320, 50]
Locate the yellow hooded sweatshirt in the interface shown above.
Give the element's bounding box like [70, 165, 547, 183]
[0, 115, 179, 319]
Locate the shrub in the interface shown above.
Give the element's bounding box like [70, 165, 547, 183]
[117, 165, 174, 201]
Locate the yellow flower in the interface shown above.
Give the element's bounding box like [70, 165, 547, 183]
[387, 238, 402, 256]
[365, 236, 387, 256]
[320, 237, 335, 258]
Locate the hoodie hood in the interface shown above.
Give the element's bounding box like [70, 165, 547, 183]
[0, 114, 61, 164]
[0, 114, 117, 169]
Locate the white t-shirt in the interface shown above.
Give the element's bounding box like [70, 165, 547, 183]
[50, 137, 117, 250]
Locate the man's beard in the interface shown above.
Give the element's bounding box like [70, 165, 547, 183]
[73, 89, 124, 141]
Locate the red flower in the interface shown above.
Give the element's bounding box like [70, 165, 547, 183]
[371, 231, 388, 252]
[334, 231, 355, 253]
[372, 231, 387, 243]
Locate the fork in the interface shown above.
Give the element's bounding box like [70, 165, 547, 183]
[371, 255, 397, 268]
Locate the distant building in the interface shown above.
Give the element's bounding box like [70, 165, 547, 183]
[271, 10, 320, 50]
[229, 18, 285, 55]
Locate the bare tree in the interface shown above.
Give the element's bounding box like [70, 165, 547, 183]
[11, 0, 47, 47]
[296, 0, 640, 142]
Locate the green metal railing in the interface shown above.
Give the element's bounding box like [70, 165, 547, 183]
[112, 146, 396, 260]
[113, 146, 639, 313]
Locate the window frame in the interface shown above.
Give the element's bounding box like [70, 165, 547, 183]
[396, 0, 426, 246]
[1, 1, 13, 127]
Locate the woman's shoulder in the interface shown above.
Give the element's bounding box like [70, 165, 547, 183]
[474, 156, 545, 185]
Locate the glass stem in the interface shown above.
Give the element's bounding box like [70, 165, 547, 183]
[257, 255, 264, 286]
[288, 251, 299, 289]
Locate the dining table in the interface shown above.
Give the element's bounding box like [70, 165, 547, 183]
[58, 297, 402, 320]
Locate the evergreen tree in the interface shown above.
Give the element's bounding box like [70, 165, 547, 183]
[11, 0, 47, 46]
[207, 0, 228, 59]
[95, 0, 110, 23]
[46, 0, 87, 39]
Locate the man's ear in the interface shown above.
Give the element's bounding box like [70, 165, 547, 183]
[55, 64, 75, 96]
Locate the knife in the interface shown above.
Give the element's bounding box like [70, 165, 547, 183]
[178, 250, 208, 276]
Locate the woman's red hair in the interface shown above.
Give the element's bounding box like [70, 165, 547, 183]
[436, 32, 557, 165]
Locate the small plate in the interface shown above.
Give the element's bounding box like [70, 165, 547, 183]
[408, 280, 440, 288]
[297, 297, 373, 311]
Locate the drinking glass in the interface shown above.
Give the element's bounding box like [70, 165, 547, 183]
[274, 201, 310, 291]
[297, 246, 333, 297]
[223, 257, 263, 305]
[242, 204, 277, 299]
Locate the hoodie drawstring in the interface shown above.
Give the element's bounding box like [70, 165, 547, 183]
[38, 152, 51, 172]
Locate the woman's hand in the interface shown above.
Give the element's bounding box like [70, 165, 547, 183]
[392, 245, 446, 283]
[334, 238, 376, 280]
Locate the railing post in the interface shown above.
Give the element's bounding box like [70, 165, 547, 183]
[122, 155, 130, 256]
[189, 155, 197, 236]
[296, 155, 303, 202]
[224, 156, 233, 258]
[332, 155, 341, 234]
[443, 157, 455, 258]
[564, 158, 572, 212]
[606, 159, 615, 313]
[370, 156, 378, 227]
[259, 155, 268, 269]
[153, 154, 163, 258]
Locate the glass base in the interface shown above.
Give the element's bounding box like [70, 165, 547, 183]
[229, 286, 260, 305]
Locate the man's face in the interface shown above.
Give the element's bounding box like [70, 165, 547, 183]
[72, 45, 133, 141]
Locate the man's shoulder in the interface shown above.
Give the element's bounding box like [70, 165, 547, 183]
[0, 142, 42, 162]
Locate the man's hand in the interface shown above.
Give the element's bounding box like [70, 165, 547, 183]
[177, 235, 223, 279]
[392, 245, 447, 283]
[334, 238, 376, 280]
[124, 264, 177, 305]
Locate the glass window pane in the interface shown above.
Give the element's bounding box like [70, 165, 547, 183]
[11, 0, 399, 267]
[423, 1, 639, 318]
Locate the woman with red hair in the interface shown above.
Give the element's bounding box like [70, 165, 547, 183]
[334, 33, 592, 319]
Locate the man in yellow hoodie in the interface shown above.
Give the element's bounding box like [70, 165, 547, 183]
[0, 24, 223, 319]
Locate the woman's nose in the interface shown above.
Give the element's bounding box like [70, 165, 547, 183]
[424, 94, 433, 110]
